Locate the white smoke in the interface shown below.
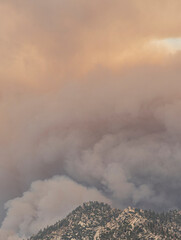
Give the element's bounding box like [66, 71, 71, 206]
[0, 176, 109, 239]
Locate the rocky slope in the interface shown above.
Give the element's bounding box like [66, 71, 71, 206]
[29, 201, 181, 240]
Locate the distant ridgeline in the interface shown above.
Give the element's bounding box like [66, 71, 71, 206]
[29, 201, 181, 240]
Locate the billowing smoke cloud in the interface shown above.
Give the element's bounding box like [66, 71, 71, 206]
[1, 65, 181, 239]
[0, 0, 181, 239]
[0, 176, 109, 239]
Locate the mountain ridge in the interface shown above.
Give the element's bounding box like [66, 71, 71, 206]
[28, 201, 181, 240]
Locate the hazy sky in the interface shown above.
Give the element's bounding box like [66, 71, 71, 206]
[0, 1, 181, 239]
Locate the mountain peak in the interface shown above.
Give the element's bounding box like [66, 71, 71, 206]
[29, 201, 181, 240]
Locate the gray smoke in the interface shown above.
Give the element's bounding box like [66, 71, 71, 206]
[1, 63, 181, 239]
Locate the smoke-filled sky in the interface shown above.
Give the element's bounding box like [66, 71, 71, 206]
[0, 0, 181, 239]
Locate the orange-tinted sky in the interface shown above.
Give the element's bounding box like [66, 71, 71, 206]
[0, 0, 181, 89]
